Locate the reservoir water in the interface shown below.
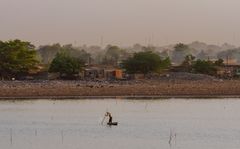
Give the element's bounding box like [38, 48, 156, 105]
[0, 99, 240, 149]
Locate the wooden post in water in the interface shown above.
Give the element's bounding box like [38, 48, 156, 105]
[168, 129, 172, 146]
[61, 130, 64, 144]
[10, 128, 13, 146]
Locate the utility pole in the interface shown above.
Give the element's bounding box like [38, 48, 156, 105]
[100, 36, 104, 47]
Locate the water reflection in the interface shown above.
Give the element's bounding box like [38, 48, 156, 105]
[0, 99, 239, 149]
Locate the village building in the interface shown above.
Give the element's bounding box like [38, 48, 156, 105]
[83, 66, 123, 80]
[84, 67, 105, 80]
[215, 58, 240, 78]
[216, 65, 240, 78]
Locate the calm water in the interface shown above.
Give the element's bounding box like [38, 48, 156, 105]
[0, 99, 240, 149]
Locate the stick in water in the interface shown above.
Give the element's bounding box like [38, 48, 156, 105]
[10, 128, 13, 145]
[101, 110, 108, 125]
[101, 115, 106, 125]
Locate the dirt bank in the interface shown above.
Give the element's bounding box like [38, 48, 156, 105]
[0, 78, 240, 99]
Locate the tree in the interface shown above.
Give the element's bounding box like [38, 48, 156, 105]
[63, 44, 92, 64]
[38, 44, 92, 65]
[181, 54, 196, 72]
[172, 43, 194, 64]
[159, 57, 171, 69]
[214, 59, 224, 66]
[48, 50, 84, 79]
[192, 60, 217, 75]
[121, 51, 170, 74]
[38, 43, 62, 64]
[102, 45, 121, 65]
[0, 39, 39, 79]
[197, 50, 208, 60]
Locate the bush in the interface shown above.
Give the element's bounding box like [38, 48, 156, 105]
[121, 51, 170, 74]
[49, 51, 84, 79]
[192, 60, 217, 75]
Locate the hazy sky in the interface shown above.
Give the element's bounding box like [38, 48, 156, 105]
[1, 0, 240, 46]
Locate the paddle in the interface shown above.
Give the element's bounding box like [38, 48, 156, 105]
[101, 115, 106, 125]
[101, 111, 108, 125]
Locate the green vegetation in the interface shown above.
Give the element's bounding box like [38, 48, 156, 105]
[0, 39, 238, 80]
[172, 43, 195, 64]
[48, 50, 84, 79]
[159, 57, 171, 70]
[214, 58, 224, 66]
[121, 51, 171, 74]
[181, 55, 196, 72]
[192, 60, 217, 75]
[181, 55, 225, 75]
[0, 40, 39, 79]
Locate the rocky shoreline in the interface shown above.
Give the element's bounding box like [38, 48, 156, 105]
[1, 77, 240, 99]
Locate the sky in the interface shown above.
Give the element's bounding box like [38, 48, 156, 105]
[0, 0, 240, 47]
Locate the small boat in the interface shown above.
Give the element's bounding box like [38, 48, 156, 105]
[107, 122, 118, 126]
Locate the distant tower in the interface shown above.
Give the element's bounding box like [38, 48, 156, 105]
[151, 33, 154, 46]
[100, 36, 104, 47]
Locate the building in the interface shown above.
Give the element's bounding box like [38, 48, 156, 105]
[216, 65, 240, 78]
[84, 66, 123, 80]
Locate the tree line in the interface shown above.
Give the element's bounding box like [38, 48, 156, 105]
[0, 39, 235, 80]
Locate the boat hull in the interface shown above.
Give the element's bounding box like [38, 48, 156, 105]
[107, 122, 118, 126]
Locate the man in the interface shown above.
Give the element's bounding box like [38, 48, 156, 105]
[105, 112, 112, 123]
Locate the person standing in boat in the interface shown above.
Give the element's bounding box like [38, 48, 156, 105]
[102, 112, 118, 126]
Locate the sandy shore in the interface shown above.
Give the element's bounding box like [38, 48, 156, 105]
[0, 79, 240, 99]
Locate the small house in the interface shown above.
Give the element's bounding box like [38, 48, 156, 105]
[105, 69, 123, 80]
[84, 67, 105, 79]
[114, 69, 123, 79]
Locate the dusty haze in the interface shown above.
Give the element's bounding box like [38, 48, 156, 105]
[0, 0, 240, 46]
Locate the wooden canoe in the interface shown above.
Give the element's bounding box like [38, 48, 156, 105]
[107, 122, 118, 126]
